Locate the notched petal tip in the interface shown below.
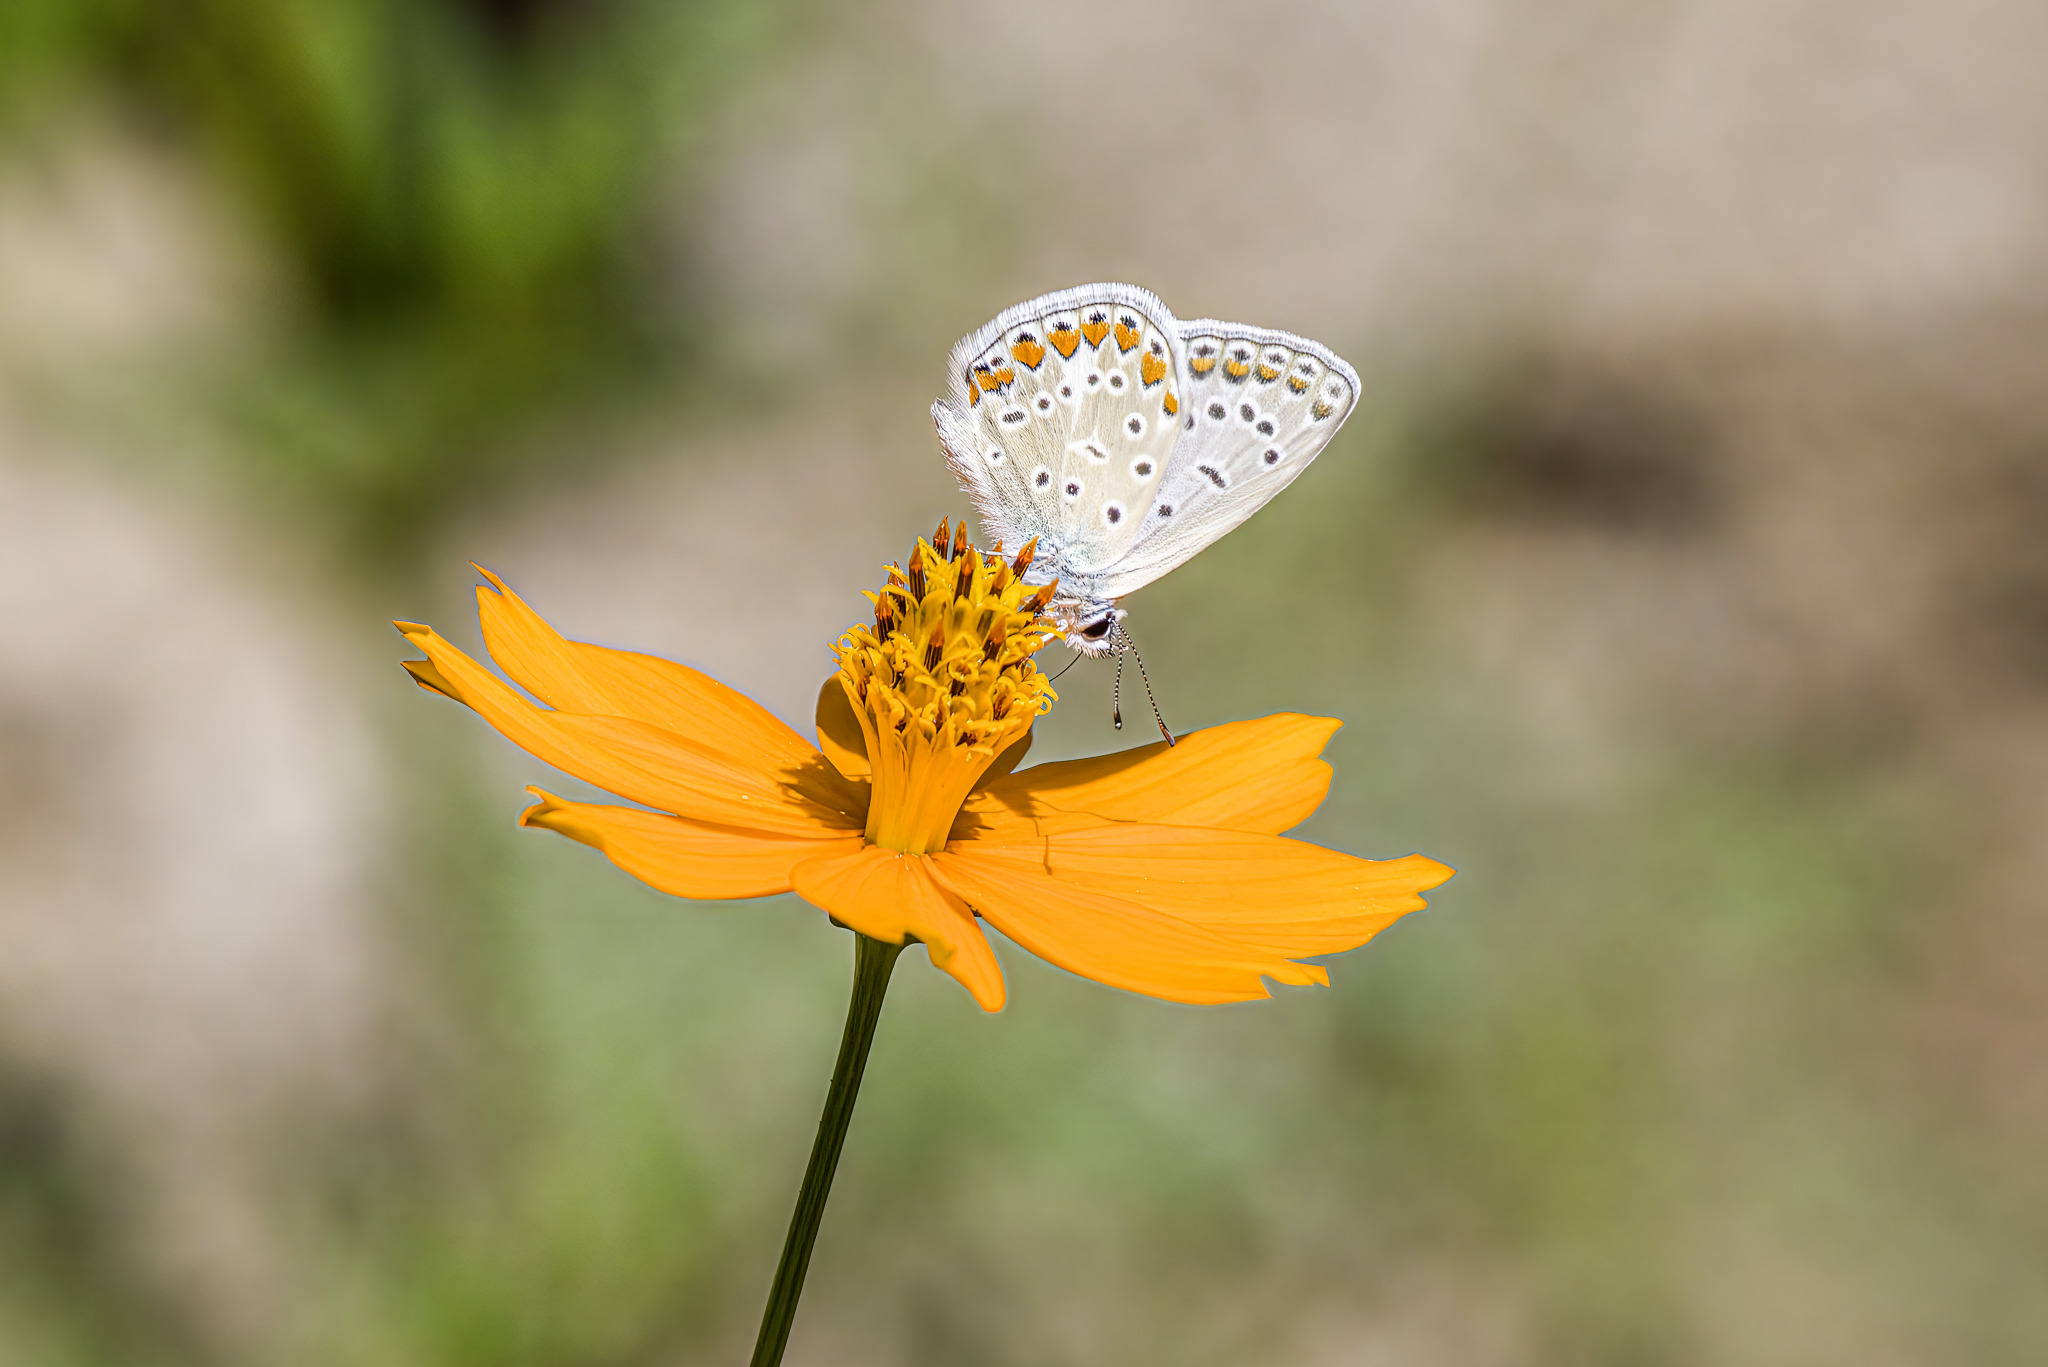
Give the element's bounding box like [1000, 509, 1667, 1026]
[401, 657, 460, 701]
[1404, 855, 1457, 892]
[518, 785, 563, 828]
[1289, 962, 1331, 989]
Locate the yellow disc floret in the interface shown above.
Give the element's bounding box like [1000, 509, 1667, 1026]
[834, 520, 1058, 854]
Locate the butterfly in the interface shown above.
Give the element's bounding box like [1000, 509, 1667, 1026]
[933, 282, 1359, 658]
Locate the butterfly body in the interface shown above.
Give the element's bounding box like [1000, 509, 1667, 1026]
[933, 283, 1359, 655]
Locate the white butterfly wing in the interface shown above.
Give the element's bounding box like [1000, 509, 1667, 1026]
[934, 283, 1187, 575]
[1095, 321, 1360, 600]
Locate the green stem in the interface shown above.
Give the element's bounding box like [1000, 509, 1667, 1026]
[749, 933, 903, 1367]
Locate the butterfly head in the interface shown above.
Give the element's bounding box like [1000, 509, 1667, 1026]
[1049, 593, 1125, 658]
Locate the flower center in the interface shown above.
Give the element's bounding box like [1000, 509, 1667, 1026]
[833, 521, 1058, 854]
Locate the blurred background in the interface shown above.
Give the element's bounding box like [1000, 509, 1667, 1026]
[3, 1, 2045, 1363]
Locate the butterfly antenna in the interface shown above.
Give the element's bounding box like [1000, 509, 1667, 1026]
[1112, 647, 1125, 731]
[1127, 637, 1174, 747]
[1046, 650, 1083, 684]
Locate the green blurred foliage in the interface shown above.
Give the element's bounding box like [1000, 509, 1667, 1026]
[1, 0, 775, 554]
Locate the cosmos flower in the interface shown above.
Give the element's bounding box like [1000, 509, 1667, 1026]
[396, 522, 1451, 1011]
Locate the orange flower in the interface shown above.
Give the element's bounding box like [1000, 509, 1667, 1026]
[397, 523, 1451, 1011]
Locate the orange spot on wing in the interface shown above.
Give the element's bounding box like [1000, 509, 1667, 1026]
[1162, 391, 1178, 416]
[1257, 363, 1283, 382]
[1113, 319, 1142, 352]
[993, 364, 1016, 387]
[1189, 355, 1217, 376]
[1288, 375, 1310, 393]
[1081, 312, 1110, 347]
[1048, 325, 1080, 358]
[1011, 338, 1046, 369]
[1224, 357, 1252, 380]
[975, 367, 1002, 392]
[1140, 353, 1167, 386]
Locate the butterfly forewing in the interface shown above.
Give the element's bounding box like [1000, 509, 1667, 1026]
[934, 284, 1184, 573]
[1095, 320, 1359, 600]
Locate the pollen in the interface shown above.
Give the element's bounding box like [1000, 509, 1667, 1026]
[833, 520, 1058, 854]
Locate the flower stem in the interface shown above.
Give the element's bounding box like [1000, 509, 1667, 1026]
[749, 932, 903, 1367]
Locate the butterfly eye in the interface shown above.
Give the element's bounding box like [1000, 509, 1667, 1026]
[1080, 618, 1113, 640]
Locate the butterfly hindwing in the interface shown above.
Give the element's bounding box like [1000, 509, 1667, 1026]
[1095, 320, 1359, 600]
[935, 284, 1184, 572]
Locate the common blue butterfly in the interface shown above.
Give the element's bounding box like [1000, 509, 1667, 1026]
[933, 283, 1360, 658]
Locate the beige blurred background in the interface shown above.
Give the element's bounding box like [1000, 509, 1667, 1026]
[3, 1, 2045, 1363]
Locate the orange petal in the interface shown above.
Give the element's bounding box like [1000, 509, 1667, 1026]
[791, 845, 1006, 1010]
[929, 851, 1326, 1005]
[402, 657, 459, 702]
[815, 676, 871, 782]
[473, 568, 824, 778]
[522, 788, 861, 900]
[962, 825, 1452, 958]
[956, 714, 1340, 842]
[398, 621, 861, 836]
[974, 728, 1033, 790]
